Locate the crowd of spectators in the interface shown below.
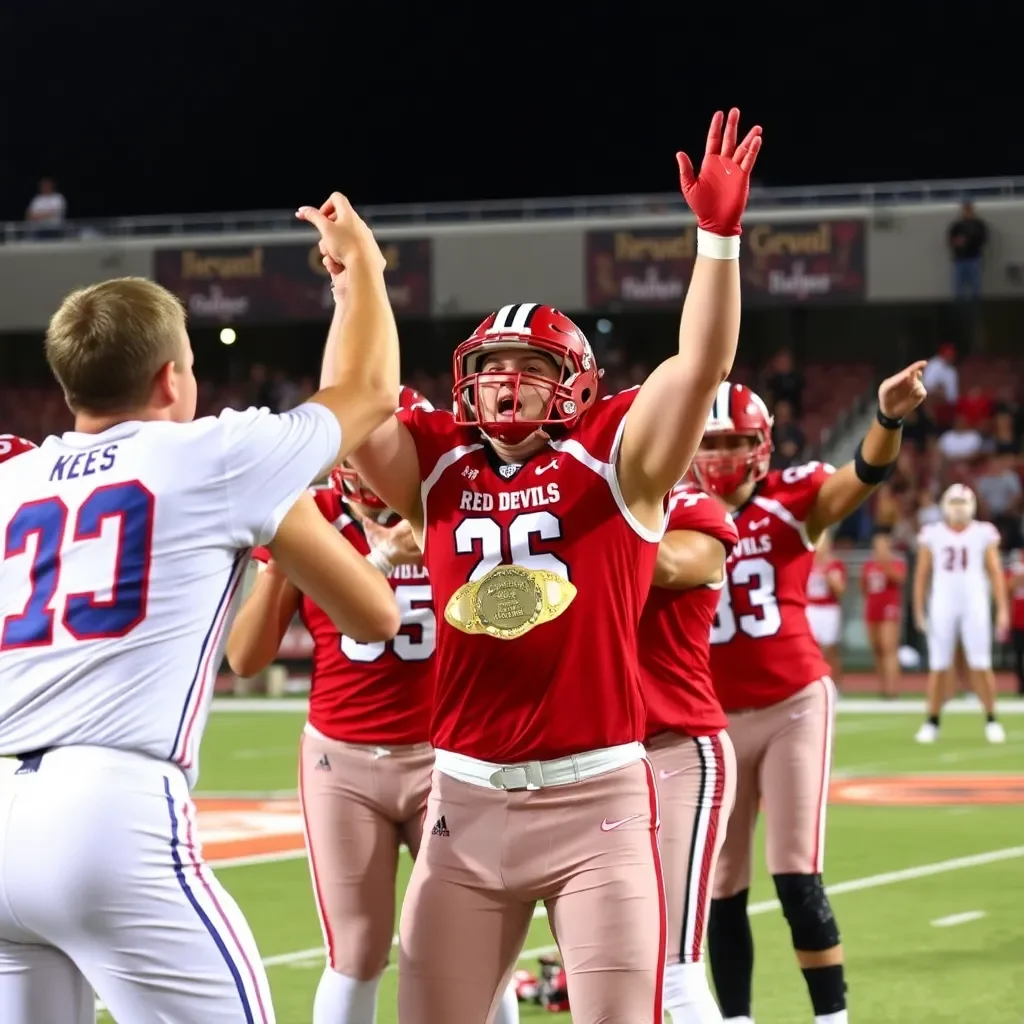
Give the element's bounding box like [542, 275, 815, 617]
[5, 341, 1019, 559]
[873, 344, 1023, 553]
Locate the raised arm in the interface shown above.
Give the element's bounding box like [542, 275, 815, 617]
[226, 563, 302, 678]
[618, 109, 761, 518]
[805, 362, 928, 542]
[267, 492, 400, 641]
[296, 194, 400, 464]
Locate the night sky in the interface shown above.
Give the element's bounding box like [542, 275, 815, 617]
[0, 3, 1012, 221]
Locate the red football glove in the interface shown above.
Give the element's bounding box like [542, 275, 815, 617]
[676, 109, 762, 237]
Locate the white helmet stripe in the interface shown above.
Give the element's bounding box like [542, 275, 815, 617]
[488, 303, 539, 334]
[708, 381, 735, 429]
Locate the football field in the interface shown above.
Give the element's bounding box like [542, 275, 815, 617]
[96, 698, 1024, 1024]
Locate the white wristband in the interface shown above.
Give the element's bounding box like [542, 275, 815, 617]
[696, 228, 740, 261]
[366, 547, 394, 575]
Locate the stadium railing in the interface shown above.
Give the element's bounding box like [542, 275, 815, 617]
[4, 176, 1024, 243]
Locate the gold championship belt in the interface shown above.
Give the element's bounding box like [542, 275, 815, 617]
[444, 564, 577, 640]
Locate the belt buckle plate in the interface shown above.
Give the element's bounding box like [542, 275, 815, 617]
[444, 564, 577, 640]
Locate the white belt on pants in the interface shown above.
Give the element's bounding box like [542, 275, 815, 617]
[434, 741, 645, 791]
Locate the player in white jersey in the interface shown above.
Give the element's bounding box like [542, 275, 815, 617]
[912, 484, 1009, 744]
[0, 194, 402, 1023]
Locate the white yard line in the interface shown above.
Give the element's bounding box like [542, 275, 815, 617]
[264, 843, 1024, 972]
[931, 910, 987, 928]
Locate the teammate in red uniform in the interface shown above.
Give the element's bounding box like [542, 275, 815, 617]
[1007, 550, 1024, 695]
[348, 109, 762, 1024]
[805, 530, 847, 685]
[638, 483, 738, 1023]
[861, 529, 907, 699]
[692, 369, 927, 1024]
[0, 434, 37, 463]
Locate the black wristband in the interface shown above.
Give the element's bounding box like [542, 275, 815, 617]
[854, 441, 896, 485]
[876, 407, 904, 430]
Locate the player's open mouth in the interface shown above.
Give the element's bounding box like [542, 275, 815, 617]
[496, 395, 520, 419]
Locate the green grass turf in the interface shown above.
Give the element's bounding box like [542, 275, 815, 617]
[96, 703, 1023, 1023]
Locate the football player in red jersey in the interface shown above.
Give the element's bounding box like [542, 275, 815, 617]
[805, 530, 847, 685]
[638, 482, 739, 1023]
[0, 434, 38, 463]
[346, 109, 762, 1024]
[861, 529, 907, 698]
[691, 370, 927, 1024]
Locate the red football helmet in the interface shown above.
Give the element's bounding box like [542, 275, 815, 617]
[0, 434, 37, 464]
[331, 386, 432, 509]
[452, 303, 601, 445]
[690, 382, 773, 497]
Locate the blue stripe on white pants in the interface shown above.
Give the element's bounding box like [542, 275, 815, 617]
[163, 776, 256, 1024]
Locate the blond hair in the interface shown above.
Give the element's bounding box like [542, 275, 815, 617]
[45, 277, 186, 414]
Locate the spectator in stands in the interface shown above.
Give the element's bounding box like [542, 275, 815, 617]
[25, 177, 67, 239]
[768, 398, 804, 468]
[915, 488, 942, 529]
[947, 201, 988, 302]
[901, 403, 939, 451]
[921, 343, 959, 404]
[761, 346, 804, 417]
[938, 412, 984, 461]
[975, 454, 1023, 549]
[955, 384, 994, 430]
[988, 411, 1019, 455]
[245, 363, 278, 411]
[993, 384, 1023, 442]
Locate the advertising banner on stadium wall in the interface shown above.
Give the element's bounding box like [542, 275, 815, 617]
[154, 238, 432, 322]
[585, 219, 866, 309]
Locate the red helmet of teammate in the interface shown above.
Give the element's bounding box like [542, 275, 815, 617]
[331, 386, 432, 508]
[0, 434, 37, 464]
[452, 302, 601, 445]
[690, 382, 774, 498]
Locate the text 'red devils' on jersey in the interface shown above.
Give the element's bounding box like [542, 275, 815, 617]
[639, 485, 739, 737]
[253, 488, 433, 745]
[401, 388, 663, 762]
[710, 462, 835, 711]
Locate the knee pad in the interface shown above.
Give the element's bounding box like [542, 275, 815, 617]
[772, 873, 840, 951]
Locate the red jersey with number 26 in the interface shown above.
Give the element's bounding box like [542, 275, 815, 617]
[401, 388, 663, 763]
[709, 462, 835, 712]
[640, 485, 738, 738]
[252, 487, 433, 745]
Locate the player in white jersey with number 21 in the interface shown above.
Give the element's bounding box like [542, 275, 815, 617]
[0, 194, 401, 1023]
[913, 483, 1009, 745]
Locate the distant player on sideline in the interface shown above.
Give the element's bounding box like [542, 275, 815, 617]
[805, 530, 846, 685]
[912, 484, 1008, 744]
[861, 529, 906, 699]
[638, 482, 738, 1024]
[0, 194, 401, 1023]
[1006, 549, 1024, 695]
[350, 109, 761, 1024]
[227, 385, 521, 1024]
[693, 367, 926, 1024]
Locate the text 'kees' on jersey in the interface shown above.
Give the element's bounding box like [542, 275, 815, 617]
[398, 387, 665, 764]
[710, 461, 836, 712]
[0, 404, 341, 786]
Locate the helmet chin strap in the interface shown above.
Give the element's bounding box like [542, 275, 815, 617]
[486, 428, 551, 463]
